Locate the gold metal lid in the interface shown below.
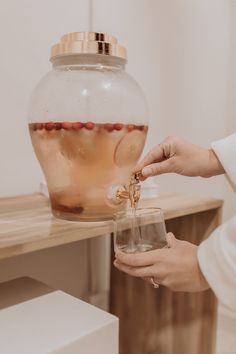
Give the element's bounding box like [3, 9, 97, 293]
[50, 32, 127, 61]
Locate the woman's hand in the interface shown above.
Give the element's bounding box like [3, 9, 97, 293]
[114, 233, 209, 292]
[133, 136, 225, 180]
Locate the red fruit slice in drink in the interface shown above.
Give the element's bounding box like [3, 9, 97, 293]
[45, 122, 55, 131]
[55, 122, 62, 130]
[114, 130, 146, 167]
[62, 122, 73, 130]
[137, 125, 145, 131]
[114, 123, 124, 131]
[35, 123, 44, 130]
[103, 123, 114, 132]
[72, 122, 84, 130]
[84, 122, 95, 130]
[127, 124, 136, 132]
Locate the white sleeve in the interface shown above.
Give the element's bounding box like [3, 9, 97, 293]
[198, 133, 236, 311]
[212, 133, 236, 191]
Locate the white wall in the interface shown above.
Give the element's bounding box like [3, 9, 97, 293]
[154, 0, 234, 218]
[0, 0, 89, 196]
[225, 0, 236, 217]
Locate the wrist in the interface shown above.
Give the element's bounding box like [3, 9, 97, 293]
[205, 149, 225, 177]
[197, 261, 210, 291]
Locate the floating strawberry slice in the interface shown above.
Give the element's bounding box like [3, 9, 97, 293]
[137, 125, 145, 131]
[45, 122, 55, 131]
[55, 122, 62, 130]
[114, 130, 146, 167]
[84, 122, 95, 130]
[127, 124, 136, 132]
[103, 123, 114, 132]
[62, 122, 73, 130]
[35, 123, 44, 130]
[114, 123, 124, 131]
[72, 122, 84, 130]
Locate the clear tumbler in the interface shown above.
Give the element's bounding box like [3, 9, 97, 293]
[113, 207, 168, 253]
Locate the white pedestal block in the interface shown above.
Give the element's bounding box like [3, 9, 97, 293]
[0, 277, 118, 354]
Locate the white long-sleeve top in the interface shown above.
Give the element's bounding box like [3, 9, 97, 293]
[198, 133, 236, 354]
[198, 133, 236, 311]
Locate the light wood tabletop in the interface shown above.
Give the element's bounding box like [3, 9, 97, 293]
[0, 193, 223, 260]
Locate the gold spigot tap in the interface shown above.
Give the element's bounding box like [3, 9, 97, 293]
[116, 172, 141, 209]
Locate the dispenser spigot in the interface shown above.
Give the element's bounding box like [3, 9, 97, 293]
[116, 173, 141, 208]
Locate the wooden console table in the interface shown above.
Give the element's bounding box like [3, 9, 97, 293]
[0, 193, 223, 354]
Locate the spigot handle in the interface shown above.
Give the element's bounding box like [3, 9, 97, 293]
[105, 173, 142, 208]
[129, 174, 141, 209]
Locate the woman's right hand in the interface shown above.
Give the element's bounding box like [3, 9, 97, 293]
[133, 136, 225, 181]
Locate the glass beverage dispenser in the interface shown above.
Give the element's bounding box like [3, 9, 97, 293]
[28, 32, 148, 221]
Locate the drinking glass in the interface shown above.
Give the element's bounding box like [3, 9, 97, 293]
[113, 207, 168, 253]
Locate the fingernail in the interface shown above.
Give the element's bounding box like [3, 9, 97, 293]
[142, 167, 152, 176]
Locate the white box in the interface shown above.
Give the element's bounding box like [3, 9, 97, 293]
[0, 277, 118, 354]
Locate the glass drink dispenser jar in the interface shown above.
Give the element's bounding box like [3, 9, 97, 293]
[28, 32, 148, 221]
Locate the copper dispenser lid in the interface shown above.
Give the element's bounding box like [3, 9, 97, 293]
[50, 32, 127, 61]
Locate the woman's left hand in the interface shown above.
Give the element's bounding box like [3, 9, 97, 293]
[114, 233, 209, 292]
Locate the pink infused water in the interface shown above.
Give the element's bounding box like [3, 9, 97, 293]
[29, 121, 148, 221]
